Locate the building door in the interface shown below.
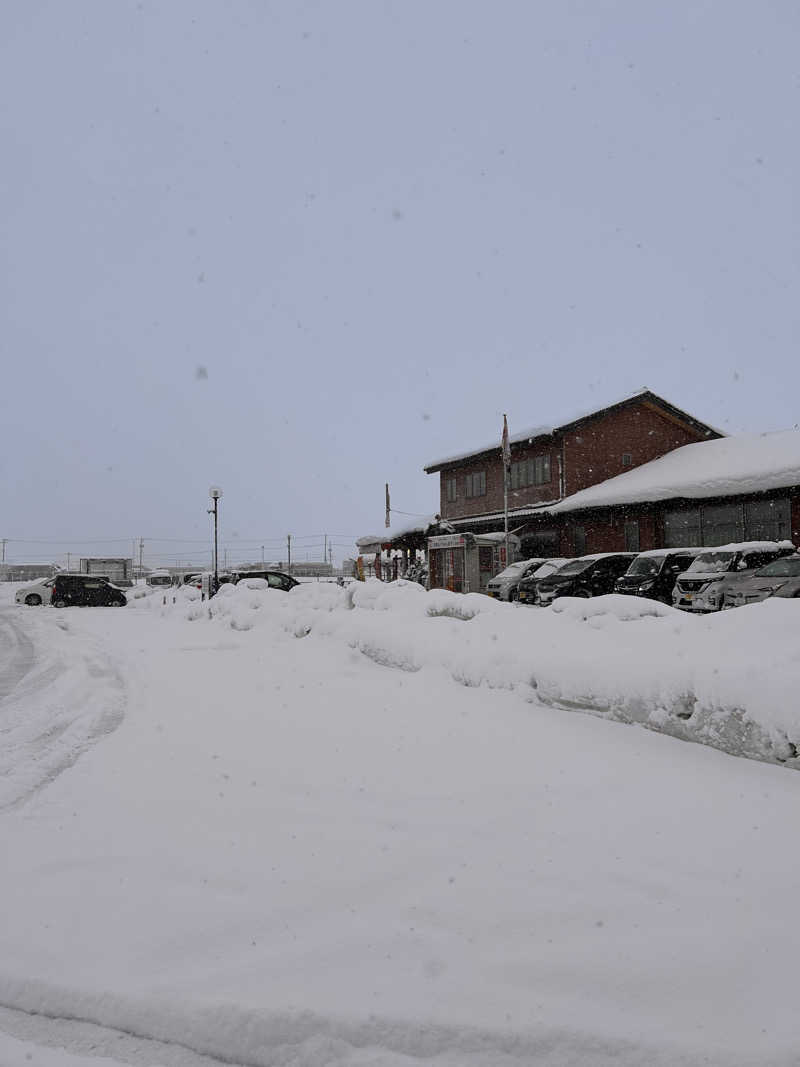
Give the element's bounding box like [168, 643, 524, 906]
[478, 546, 494, 593]
[624, 521, 640, 552]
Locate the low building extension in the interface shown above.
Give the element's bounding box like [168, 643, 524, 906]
[545, 427, 800, 556]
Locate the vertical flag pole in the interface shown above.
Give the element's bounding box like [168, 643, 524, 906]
[502, 414, 511, 569]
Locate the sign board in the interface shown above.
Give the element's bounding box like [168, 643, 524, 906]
[428, 534, 466, 549]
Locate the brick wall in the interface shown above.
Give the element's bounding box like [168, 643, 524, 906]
[562, 401, 707, 496]
[435, 399, 711, 524]
[439, 442, 558, 521]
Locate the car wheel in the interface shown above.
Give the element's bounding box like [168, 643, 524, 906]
[509, 589, 518, 602]
[112, 599, 125, 606]
[54, 599, 67, 608]
[24, 594, 42, 606]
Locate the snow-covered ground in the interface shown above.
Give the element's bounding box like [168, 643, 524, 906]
[1, 579, 799, 1066]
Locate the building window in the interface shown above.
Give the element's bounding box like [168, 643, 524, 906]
[744, 498, 790, 542]
[445, 478, 457, 503]
[622, 452, 633, 467]
[664, 499, 790, 549]
[465, 471, 486, 498]
[702, 503, 744, 546]
[510, 455, 551, 490]
[574, 526, 586, 555]
[624, 520, 640, 552]
[534, 454, 551, 484]
[663, 508, 702, 548]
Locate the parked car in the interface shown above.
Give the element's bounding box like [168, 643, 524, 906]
[722, 555, 800, 608]
[516, 559, 572, 604]
[15, 576, 56, 606]
[486, 558, 547, 601]
[231, 569, 299, 592]
[146, 569, 173, 587]
[672, 541, 795, 612]
[51, 573, 127, 608]
[614, 548, 703, 603]
[534, 553, 637, 605]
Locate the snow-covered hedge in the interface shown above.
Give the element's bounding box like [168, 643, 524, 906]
[185, 578, 800, 769]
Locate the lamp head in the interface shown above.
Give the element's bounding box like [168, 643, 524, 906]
[209, 486, 223, 499]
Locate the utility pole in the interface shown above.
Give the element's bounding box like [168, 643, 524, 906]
[261, 545, 265, 564]
[0, 539, 6, 563]
[287, 534, 292, 574]
[324, 534, 327, 564]
[139, 538, 144, 576]
[67, 552, 71, 571]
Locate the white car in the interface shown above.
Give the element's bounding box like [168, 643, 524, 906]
[485, 558, 548, 601]
[15, 577, 55, 606]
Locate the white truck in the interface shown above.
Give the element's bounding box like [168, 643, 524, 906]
[79, 557, 134, 588]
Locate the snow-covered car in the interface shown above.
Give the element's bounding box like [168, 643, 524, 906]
[15, 576, 56, 606]
[723, 555, 800, 608]
[146, 569, 173, 587]
[486, 558, 547, 601]
[516, 558, 572, 604]
[672, 541, 795, 612]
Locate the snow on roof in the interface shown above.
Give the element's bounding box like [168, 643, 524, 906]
[637, 547, 705, 558]
[692, 540, 795, 554]
[549, 429, 800, 514]
[424, 388, 721, 471]
[356, 515, 437, 548]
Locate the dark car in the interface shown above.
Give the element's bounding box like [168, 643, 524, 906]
[516, 558, 572, 604]
[535, 553, 637, 606]
[229, 570, 299, 592]
[51, 573, 127, 608]
[614, 549, 702, 603]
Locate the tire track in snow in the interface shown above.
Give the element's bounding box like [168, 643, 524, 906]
[0, 608, 125, 811]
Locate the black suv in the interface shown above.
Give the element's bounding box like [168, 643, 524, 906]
[535, 553, 636, 606]
[614, 549, 701, 603]
[51, 574, 127, 608]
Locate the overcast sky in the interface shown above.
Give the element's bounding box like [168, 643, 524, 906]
[2, 1, 798, 567]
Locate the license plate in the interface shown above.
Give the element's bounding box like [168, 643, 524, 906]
[682, 593, 693, 602]
[487, 591, 497, 598]
[518, 592, 528, 600]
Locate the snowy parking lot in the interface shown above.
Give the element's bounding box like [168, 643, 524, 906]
[1, 579, 800, 1066]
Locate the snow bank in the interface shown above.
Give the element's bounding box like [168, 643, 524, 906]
[187, 580, 800, 768]
[0, 607, 125, 810]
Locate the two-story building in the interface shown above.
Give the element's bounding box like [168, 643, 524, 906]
[423, 389, 722, 557]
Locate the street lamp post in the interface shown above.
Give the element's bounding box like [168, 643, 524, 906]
[208, 487, 222, 594]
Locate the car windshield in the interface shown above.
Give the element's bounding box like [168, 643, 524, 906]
[494, 562, 529, 580]
[552, 559, 594, 576]
[626, 556, 663, 577]
[755, 558, 800, 578]
[686, 552, 735, 574]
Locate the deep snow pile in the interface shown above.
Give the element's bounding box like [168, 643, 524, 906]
[0, 599, 125, 810]
[3, 581, 800, 1066]
[197, 578, 800, 767]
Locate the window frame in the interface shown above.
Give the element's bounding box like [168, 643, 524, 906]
[464, 471, 487, 498]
